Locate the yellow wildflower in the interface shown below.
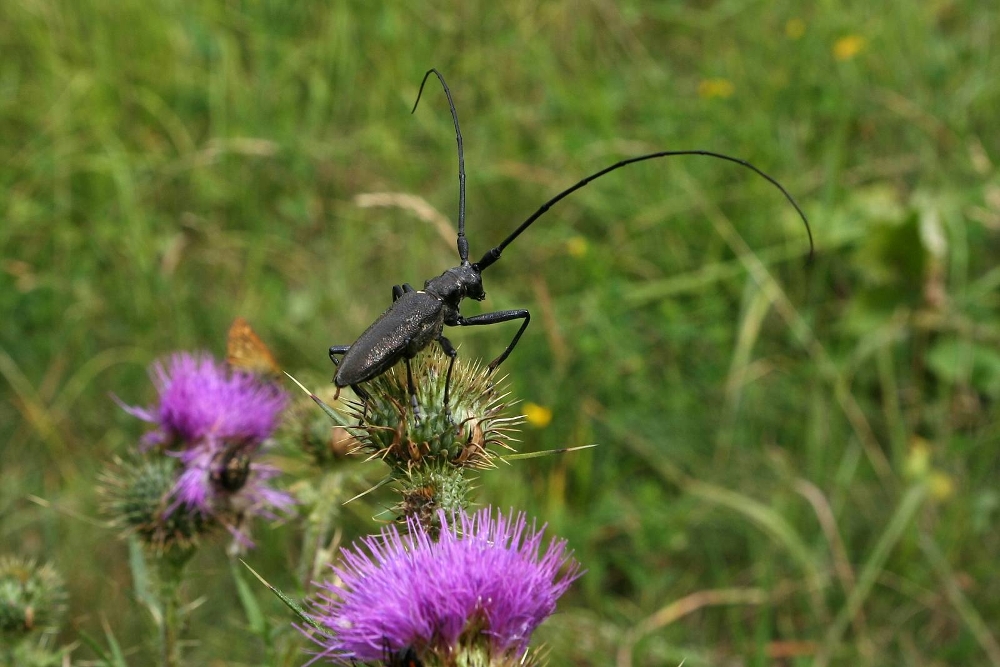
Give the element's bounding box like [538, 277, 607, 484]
[566, 236, 588, 258]
[697, 78, 734, 99]
[523, 402, 553, 429]
[905, 438, 931, 478]
[833, 35, 866, 61]
[929, 472, 954, 501]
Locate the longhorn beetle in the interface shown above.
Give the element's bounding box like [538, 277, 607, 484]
[329, 69, 814, 416]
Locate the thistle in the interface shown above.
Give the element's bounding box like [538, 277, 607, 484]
[325, 349, 521, 523]
[303, 507, 581, 666]
[106, 350, 295, 667]
[0, 564, 67, 665]
[0, 557, 65, 638]
[111, 351, 294, 548]
[348, 349, 518, 470]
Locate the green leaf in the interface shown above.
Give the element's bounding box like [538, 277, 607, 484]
[927, 339, 1000, 397]
[240, 560, 331, 638]
[284, 371, 353, 427]
[127, 536, 157, 619]
[76, 619, 130, 667]
[230, 559, 270, 639]
[101, 618, 130, 667]
[501, 444, 598, 461]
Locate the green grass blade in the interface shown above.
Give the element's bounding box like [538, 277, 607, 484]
[501, 444, 598, 461]
[920, 533, 1000, 666]
[816, 483, 928, 665]
[240, 560, 331, 638]
[230, 559, 270, 640]
[284, 371, 353, 428]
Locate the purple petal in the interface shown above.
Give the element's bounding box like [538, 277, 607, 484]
[123, 352, 288, 448]
[168, 448, 215, 513]
[305, 507, 581, 663]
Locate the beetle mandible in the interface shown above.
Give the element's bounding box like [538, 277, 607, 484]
[329, 69, 814, 417]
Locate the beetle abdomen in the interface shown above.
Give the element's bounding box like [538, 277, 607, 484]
[335, 291, 445, 386]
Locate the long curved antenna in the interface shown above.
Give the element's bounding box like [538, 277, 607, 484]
[412, 69, 469, 264]
[474, 150, 814, 271]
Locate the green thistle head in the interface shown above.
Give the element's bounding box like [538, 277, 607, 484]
[0, 557, 66, 638]
[280, 384, 358, 468]
[304, 349, 521, 525]
[99, 456, 212, 552]
[348, 349, 520, 473]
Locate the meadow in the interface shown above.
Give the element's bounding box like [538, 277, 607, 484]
[2, 1, 999, 665]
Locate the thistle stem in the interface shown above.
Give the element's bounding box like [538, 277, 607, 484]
[298, 471, 344, 591]
[156, 549, 194, 667]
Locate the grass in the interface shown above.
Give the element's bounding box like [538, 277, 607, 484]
[2, 1, 999, 665]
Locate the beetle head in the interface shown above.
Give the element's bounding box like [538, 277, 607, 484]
[425, 264, 485, 306]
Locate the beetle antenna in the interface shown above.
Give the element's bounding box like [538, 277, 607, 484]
[473, 150, 814, 271]
[412, 69, 469, 264]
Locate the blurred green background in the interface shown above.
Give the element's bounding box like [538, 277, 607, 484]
[2, 1, 999, 665]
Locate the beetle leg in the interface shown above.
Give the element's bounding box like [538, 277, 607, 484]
[437, 335, 458, 423]
[391, 283, 417, 302]
[329, 345, 350, 368]
[329, 346, 368, 420]
[350, 383, 371, 421]
[404, 357, 421, 422]
[329, 346, 350, 385]
[456, 309, 531, 372]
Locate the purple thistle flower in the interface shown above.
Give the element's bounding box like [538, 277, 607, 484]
[121, 352, 286, 449]
[118, 352, 293, 535]
[305, 507, 581, 665]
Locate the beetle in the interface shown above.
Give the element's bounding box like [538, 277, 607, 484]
[387, 645, 422, 667]
[210, 440, 253, 493]
[329, 69, 814, 416]
[349, 642, 423, 667]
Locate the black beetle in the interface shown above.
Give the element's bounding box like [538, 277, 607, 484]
[330, 70, 813, 415]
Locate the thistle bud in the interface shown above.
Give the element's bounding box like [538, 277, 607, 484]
[280, 384, 359, 467]
[100, 456, 212, 552]
[348, 349, 521, 473]
[326, 350, 522, 524]
[0, 557, 66, 638]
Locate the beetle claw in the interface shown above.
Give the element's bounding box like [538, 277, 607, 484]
[410, 393, 422, 423]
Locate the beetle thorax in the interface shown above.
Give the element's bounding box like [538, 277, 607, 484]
[424, 264, 485, 307]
